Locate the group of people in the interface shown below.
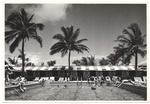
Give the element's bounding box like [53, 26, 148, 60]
[88, 75, 122, 87]
[87, 75, 105, 86]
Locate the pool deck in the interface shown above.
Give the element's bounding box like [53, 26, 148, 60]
[5, 80, 147, 100]
[119, 83, 147, 99]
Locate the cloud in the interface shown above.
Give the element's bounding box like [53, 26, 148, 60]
[8, 4, 71, 23]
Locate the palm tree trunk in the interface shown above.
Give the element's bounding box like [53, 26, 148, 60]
[22, 39, 25, 77]
[68, 50, 71, 80]
[135, 52, 138, 76]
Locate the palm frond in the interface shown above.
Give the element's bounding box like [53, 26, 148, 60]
[28, 14, 34, 23]
[128, 23, 142, 37]
[50, 42, 66, 50]
[116, 35, 132, 45]
[8, 57, 14, 64]
[61, 26, 68, 37]
[71, 28, 80, 41]
[61, 49, 68, 57]
[30, 34, 42, 47]
[77, 44, 89, 52]
[76, 38, 88, 43]
[7, 10, 20, 22]
[36, 23, 45, 31]
[123, 53, 132, 65]
[5, 30, 20, 44]
[5, 21, 22, 30]
[21, 8, 28, 24]
[68, 26, 74, 37]
[53, 34, 65, 41]
[72, 45, 84, 54]
[137, 49, 146, 58]
[9, 35, 22, 53]
[81, 57, 88, 66]
[122, 29, 134, 41]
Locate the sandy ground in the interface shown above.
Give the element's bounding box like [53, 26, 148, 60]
[5, 81, 145, 101]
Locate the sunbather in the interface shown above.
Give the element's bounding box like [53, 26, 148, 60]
[117, 79, 143, 87]
[41, 79, 45, 87]
[17, 80, 26, 92]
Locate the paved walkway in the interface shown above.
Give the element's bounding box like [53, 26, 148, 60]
[5, 81, 145, 101]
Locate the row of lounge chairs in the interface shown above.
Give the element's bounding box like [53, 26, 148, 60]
[88, 76, 147, 87]
[34, 76, 147, 84]
[34, 77, 66, 82]
[117, 76, 147, 87]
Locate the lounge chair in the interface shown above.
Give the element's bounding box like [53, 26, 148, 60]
[117, 78, 144, 88]
[105, 76, 112, 82]
[105, 76, 113, 86]
[34, 77, 39, 81]
[9, 77, 21, 85]
[58, 77, 64, 82]
[143, 76, 147, 86]
[50, 77, 55, 82]
[40, 77, 49, 81]
[44, 77, 49, 80]
[134, 77, 146, 86]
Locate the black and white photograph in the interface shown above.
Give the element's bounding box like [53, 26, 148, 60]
[3, 2, 148, 102]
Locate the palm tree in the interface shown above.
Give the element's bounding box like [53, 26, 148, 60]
[50, 26, 89, 77]
[87, 55, 96, 66]
[107, 53, 119, 65]
[113, 44, 130, 65]
[41, 62, 44, 66]
[26, 62, 35, 66]
[115, 23, 146, 75]
[18, 49, 29, 66]
[72, 60, 81, 66]
[5, 8, 44, 77]
[99, 58, 109, 65]
[8, 57, 18, 66]
[80, 55, 96, 66]
[47, 60, 56, 66]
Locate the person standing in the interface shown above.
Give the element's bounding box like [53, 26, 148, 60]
[100, 75, 104, 86]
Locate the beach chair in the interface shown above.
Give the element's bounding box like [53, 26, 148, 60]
[58, 77, 64, 82]
[143, 76, 147, 86]
[105, 76, 111, 82]
[44, 77, 49, 80]
[50, 77, 55, 82]
[117, 78, 143, 88]
[40, 77, 48, 81]
[134, 77, 146, 86]
[10, 77, 20, 85]
[34, 77, 39, 81]
[105, 76, 114, 86]
[143, 76, 147, 82]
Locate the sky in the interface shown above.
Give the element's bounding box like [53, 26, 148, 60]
[5, 4, 147, 66]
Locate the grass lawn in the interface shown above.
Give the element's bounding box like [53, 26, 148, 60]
[5, 81, 145, 101]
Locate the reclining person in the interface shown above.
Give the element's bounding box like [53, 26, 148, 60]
[117, 78, 143, 87]
[16, 76, 26, 93]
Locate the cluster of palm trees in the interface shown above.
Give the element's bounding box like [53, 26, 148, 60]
[5, 8, 146, 77]
[6, 49, 35, 67]
[50, 25, 89, 75]
[114, 23, 146, 75]
[40, 60, 56, 66]
[72, 55, 96, 66]
[5, 8, 44, 76]
[103, 23, 146, 75]
[47, 60, 56, 66]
